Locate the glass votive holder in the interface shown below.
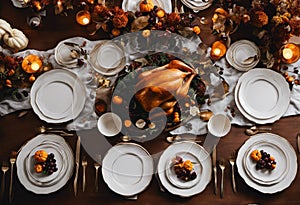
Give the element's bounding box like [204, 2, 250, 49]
[76, 10, 91, 26]
[210, 41, 227, 60]
[280, 43, 300, 64]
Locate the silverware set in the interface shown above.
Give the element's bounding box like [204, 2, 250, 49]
[213, 147, 238, 198]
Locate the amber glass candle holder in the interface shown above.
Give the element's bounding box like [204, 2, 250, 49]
[76, 10, 91, 26]
[280, 43, 300, 64]
[210, 41, 227, 60]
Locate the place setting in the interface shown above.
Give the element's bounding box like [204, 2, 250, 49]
[16, 134, 74, 194]
[236, 133, 297, 194]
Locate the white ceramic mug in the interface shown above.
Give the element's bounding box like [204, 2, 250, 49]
[97, 112, 122, 137]
[207, 114, 231, 137]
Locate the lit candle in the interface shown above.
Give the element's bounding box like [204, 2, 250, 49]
[210, 41, 227, 60]
[33, 1, 42, 11]
[22, 55, 42, 74]
[280, 43, 300, 64]
[56, 0, 63, 14]
[76, 10, 91, 26]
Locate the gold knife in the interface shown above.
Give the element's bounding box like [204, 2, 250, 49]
[212, 145, 217, 195]
[297, 133, 300, 154]
[73, 136, 81, 197]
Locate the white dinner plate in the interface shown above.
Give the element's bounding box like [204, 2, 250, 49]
[26, 143, 64, 184]
[226, 40, 260, 71]
[30, 69, 86, 123]
[157, 141, 211, 197]
[234, 68, 290, 124]
[165, 152, 202, 189]
[122, 0, 172, 13]
[236, 133, 297, 194]
[102, 143, 153, 196]
[180, 0, 213, 12]
[90, 41, 126, 76]
[35, 80, 73, 120]
[242, 140, 288, 185]
[16, 134, 74, 194]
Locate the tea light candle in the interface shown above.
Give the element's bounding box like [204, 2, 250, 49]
[210, 41, 227, 60]
[280, 43, 300, 64]
[76, 10, 91, 26]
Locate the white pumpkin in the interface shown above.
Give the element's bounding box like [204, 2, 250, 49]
[0, 19, 13, 39]
[3, 28, 29, 50]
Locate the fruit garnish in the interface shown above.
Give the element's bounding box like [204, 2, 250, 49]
[172, 156, 197, 182]
[250, 150, 276, 170]
[34, 152, 58, 175]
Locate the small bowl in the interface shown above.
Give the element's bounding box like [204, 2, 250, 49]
[97, 112, 122, 137]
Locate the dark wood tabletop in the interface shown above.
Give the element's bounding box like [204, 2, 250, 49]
[0, 0, 300, 205]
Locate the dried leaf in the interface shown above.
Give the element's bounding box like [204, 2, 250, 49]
[131, 16, 150, 32]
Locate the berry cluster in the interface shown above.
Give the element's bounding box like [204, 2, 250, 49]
[42, 153, 58, 175]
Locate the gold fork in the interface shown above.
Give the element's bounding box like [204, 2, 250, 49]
[9, 152, 17, 203]
[0, 161, 9, 201]
[229, 152, 237, 193]
[94, 155, 101, 192]
[218, 159, 226, 198]
[82, 158, 88, 192]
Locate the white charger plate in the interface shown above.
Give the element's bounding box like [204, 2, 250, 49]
[236, 133, 297, 194]
[165, 152, 202, 189]
[102, 143, 153, 197]
[157, 141, 211, 197]
[234, 68, 290, 124]
[16, 134, 74, 194]
[90, 41, 126, 76]
[226, 40, 260, 71]
[242, 140, 288, 185]
[122, 0, 172, 13]
[30, 69, 86, 123]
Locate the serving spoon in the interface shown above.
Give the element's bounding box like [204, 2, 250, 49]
[166, 135, 202, 143]
[245, 126, 272, 136]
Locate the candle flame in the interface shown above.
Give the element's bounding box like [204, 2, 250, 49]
[31, 62, 40, 71]
[82, 17, 90, 25]
[283, 48, 293, 60]
[57, 0, 62, 6]
[213, 48, 221, 56]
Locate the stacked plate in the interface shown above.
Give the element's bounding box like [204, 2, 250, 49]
[89, 41, 126, 76]
[30, 69, 86, 123]
[226, 40, 260, 71]
[236, 133, 297, 194]
[102, 143, 153, 197]
[122, 0, 172, 13]
[234, 68, 290, 124]
[55, 41, 81, 68]
[180, 0, 213, 12]
[16, 134, 74, 194]
[157, 141, 211, 197]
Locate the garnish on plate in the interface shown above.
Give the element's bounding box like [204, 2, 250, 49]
[33, 150, 58, 175]
[250, 149, 276, 170]
[172, 155, 197, 182]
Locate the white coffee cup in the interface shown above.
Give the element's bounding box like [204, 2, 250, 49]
[207, 114, 231, 137]
[97, 112, 122, 137]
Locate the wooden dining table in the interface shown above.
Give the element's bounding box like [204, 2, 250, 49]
[0, 0, 300, 204]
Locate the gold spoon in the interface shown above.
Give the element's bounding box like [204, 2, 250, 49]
[166, 135, 202, 143]
[38, 126, 74, 137]
[245, 126, 272, 136]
